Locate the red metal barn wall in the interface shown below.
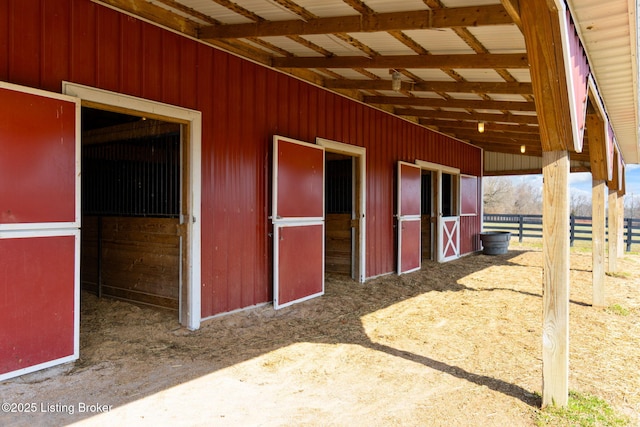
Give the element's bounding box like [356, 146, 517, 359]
[0, 0, 482, 317]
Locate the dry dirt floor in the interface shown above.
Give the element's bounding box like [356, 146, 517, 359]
[2, 243, 639, 427]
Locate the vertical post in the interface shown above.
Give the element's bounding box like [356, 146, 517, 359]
[627, 218, 633, 252]
[608, 189, 618, 272]
[592, 180, 606, 307]
[519, 215, 524, 242]
[542, 150, 570, 407]
[569, 215, 575, 247]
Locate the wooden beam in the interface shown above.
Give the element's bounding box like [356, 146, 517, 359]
[541, 150, 570, 408]
[405, 109, 539, 125]
[437, 127, 540, 141]
[272, 53, 529, 69]
[464, 142, 543, 156]
[199, 5, 513, 39]
[586, 114, 608, 181]
[82, 120, 180, 145]
[520, 0, 572, 152]
[592, 178, 606, 307]
[325, 79, 534, 94]
[364, 96, 535, 112]
[500, 0, 522, 30]
[419, 119, 539, 134]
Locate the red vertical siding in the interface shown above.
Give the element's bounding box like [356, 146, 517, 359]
[120, 16, 143, 99]
[0, 3, 8, 81]
[69, 0, 96, 87]
[41, 0, 70, 93]
[1, 0, 483, 317]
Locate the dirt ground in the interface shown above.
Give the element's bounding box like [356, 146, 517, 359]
[2, 243, 639, 427]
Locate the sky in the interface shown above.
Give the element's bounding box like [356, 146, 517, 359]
[516, 164, 640, 211]
[570, 164, 640, 198]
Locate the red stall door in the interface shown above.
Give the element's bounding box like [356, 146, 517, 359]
[397, 161, 422, 274]
[272, 136, 325, 309]
[0, 82, 80, 380]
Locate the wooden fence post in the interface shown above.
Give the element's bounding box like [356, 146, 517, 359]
[569, 215, 575, 247]
[519, 215, 524, 242]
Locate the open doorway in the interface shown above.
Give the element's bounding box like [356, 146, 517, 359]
[421, 170, 436, 261]
[63, 82, 202, 330]
[80, 108, 182, 314]
[325, 153, 355, 277]
[317, 138, 366, 282]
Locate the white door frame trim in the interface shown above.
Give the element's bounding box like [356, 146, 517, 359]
[316, 138, 367, 282]
[62, 82, 202, 330]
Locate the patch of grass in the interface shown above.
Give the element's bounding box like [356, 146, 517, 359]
[606, 304, 630, 316]
[605, 271, 631, 279]
[535, 391, 629, 427]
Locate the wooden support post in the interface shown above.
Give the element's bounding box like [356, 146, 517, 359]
[542, 150, 570, 407]
[592, 180, 606, 307]
[608, 189, 618, 272]
[617, 195, 625, 257]
[585, 112, 607, 308]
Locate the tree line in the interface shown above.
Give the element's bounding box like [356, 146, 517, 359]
[483, 176, 638, 218]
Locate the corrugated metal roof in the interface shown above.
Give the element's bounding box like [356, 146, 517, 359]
[569, 0, 639, 163]
[402, 29, 476, 55]
[466, 25, 526, 54]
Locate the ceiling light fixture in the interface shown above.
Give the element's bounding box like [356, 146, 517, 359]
[520, 145, 526, 153]
[477, 122, 485, 133]
[391, 70, 402, 91]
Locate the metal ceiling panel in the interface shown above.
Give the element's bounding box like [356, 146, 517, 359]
[295, 0, 360, 17]
[362, 0, 429, 13]
[441, 0, 500, 6]
[234, 0, 300, 21]
[259, 36, 326, 56]
[301, 34, 371, 56]
[466, 26, 526, 54]
[403, 69, 458, 81]
[403, 29, 476, 55]
[453, 69, 505, 82]
[348, 32, 419, 56]
[174, 0, 253, 24]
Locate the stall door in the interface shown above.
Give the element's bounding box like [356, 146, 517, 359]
[272, 136, 325, 309]
[439, 217, 460, 261]
[0, 82, 80, 380]
[397, 162, 422, 274]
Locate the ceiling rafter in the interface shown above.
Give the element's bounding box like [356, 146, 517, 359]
[324, 79, 533, 94]
[419, 118, 538, 132]
[198, 5, 513, 39]
[364, 96, 536, 112]
[272, 53, 528, 69]
[401, 108, 539, 125]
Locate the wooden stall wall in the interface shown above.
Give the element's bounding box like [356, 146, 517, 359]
[0, 0, 482, 318]
[81, 217, 180, 310]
